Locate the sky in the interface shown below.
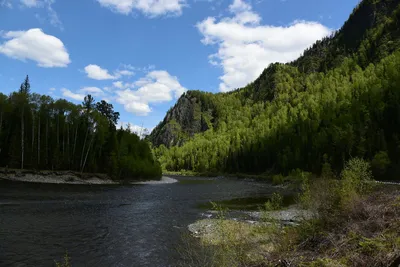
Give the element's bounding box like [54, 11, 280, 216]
[0, 0, 359, 134]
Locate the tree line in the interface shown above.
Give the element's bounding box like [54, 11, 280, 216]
[152, 0, 400, 179]
[0, 76, 161, 181]
[155, 51, 400, 179]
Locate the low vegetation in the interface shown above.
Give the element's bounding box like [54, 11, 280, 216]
[181, 158, 400, 267]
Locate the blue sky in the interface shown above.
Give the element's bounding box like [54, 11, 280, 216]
[0, 0, 359, 133]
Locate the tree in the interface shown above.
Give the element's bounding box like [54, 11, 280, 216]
[0, 77, 161, 180]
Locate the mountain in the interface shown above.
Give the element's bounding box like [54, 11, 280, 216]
[149, 0, 400, 177]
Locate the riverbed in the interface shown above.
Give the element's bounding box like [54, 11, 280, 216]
[0, 176, 282, 267]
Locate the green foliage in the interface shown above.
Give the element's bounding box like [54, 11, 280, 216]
[0, 77, 162, 181]
[151, 0, 400, 181]
[299, 177, 340, 219]
[263, 193, 283, 211]
[55, 252, 71, 267]
[299, 176, 312, 209]
[288, 169, 312, 183]
[340, 158, 373, 206]
[358, 236, 386, 254]
[272, 174, 284, 185]
[371, 151, 391, 177]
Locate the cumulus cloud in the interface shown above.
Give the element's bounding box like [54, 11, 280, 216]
[79, 86, 105, 97]
[84, 64, 136, 80]
[113, 81, 124, 89]
[116, 70, 186, 116]
[84, 64, 116, 80]
[96, 0, 186, 17]
[61, 87, 111, 102]
[197, 0, 331, 92]
[115, 69, 134, 77]
[0, 28, 70, 67]
[21, 0, 38, 7]
[118, 122, 151, 138]
[61, 88, 85, 101]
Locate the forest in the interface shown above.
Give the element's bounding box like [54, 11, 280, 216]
[151, 0, 400, 179]
[0, 77, 162, 181]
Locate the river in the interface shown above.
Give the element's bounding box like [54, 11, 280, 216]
[0, 177, 279, 267]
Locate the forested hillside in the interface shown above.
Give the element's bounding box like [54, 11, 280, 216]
[0, 77, 161, 181]
[151, 0, 400, 179]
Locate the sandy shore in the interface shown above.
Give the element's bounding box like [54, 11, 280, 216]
[133, 176, 178, 185]
[0, 170, 177, 185]
[0, 172, 117, 185]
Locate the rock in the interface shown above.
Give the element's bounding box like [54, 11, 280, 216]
[148, 91, 215, 147]
[246, 206, 315, 223]
[65, 177, 75, 182]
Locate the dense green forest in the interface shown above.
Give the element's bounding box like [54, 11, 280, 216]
[150, 0, 400, 179]
[0, 77, 161, 181]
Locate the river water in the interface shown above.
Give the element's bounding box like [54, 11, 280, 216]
[0, 177, 278, 267]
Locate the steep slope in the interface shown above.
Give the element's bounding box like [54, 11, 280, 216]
[150, 0, 400, 177]
[292, 0, 400, 72]
[150, 0, 400, 148]
[148, 90, 217, 147]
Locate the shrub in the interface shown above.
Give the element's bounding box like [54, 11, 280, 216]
[340, 158, 373, 207]
[264, 193, 283, 211]
[321, 154, 334, 179]
[299, 177, 340, 220]
[371, 151, 391, 177]
[299, 176, 312, 209]
[288, 169, 312, 182]
[55, 252, 71, 267]
[272, 174, 284, 185]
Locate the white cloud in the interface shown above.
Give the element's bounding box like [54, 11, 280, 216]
[113, 81, 124, 89]
[116, 70, 186, 116]
[1, 0, 12, 8]
[61, 87, 111, 102]
[84, 64, 136, 80]
[79, 86, 104, 96]
[115, 69, 134, 77]
[118, 122, 151, 138]
[61, 88, 85, 101]
[84, 64, 116, 80]
[197, 0, 331, 92]
[0, 28, 70, 67]
[20, 0, 63, 30]
[124, 100, 151, 116]
[96, 0, 186, 17]
[229, 0, 250, 13]
[133, 70, 186, 101]
[21, 0, 38, 7]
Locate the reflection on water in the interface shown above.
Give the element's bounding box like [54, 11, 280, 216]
[0, 177, 280, 267]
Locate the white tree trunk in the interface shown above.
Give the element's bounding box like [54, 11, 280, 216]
[46, 118, 48, 165]
[80, 127, 89, 169]
[38, 116, 40, 166]
[73, 124, 78, 167]
[21, 110, 24, 169]
[81, 133, 94, 173]
[31, 111, 35, 165]
[0, 111, 3, 154]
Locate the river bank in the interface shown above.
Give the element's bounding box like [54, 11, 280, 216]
[0, 169, 176, 185]
[183, 183, 400, 267]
